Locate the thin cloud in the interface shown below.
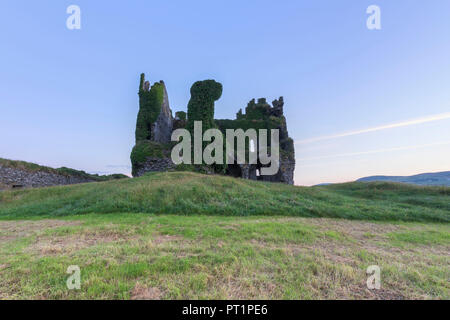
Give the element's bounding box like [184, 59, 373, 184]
[297, 140, 450, 162]
[106, 164, 131, 169]
[296, 112, 450, 145]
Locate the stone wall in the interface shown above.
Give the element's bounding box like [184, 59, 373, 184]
[238, 159, 295, 185]
[151, 81, 174, 144]
[0, 164, 96, 189]
[278, 160, 295, 185]
[133, 157, 175, 177]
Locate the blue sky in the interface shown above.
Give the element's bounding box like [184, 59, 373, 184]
[0, 0, 449, 185]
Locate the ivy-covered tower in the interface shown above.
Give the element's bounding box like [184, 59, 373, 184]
[186, 80, 223, 134]
[130, 73, 174, 176]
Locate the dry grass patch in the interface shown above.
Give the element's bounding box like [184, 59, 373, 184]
[0, 220, 81, 244]
[152, 234, 183, 245]
[301, 218, 402, 241]
[130, 283, 163, 300]
[25, 233, 128, 256]
[22, 228, 187, 259]
[335, 283, 408, 300]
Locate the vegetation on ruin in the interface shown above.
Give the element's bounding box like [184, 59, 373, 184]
[244, 98, 272, 120]
[135, 74, 165, 142]
[215, 117, 295, 162]
[186, 80, 223, 134]
[130, 141, 173, 176]
[175, 111, 186, 121]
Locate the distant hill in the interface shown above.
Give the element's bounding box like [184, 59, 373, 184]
[357, 171, 450, 187]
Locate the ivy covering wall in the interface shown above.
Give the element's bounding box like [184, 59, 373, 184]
[130, 141, 173, 176]
[186, 80, 223, 134]
[131, 73, 166, 176]
[175, 111, 187, 121]
[135, 73, 164, 142]
[215, 97, 294, 162]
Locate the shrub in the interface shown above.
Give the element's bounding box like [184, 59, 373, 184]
[186, 80, 223, 134]
[175, 111, 187, 121]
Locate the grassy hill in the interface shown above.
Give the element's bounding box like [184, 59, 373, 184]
[0, 171, 449, 222]
[0, 172, 448, 299]
[357, 171, 450, 187]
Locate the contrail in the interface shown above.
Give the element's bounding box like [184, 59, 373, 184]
[295, 112, 450, 145]
[297, 140, 450, 162]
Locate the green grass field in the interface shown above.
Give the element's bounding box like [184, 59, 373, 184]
[0, 172, 448, 299]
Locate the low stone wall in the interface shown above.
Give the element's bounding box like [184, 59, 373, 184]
[133, 157, 176, 177]
[0, 164, 96, 189]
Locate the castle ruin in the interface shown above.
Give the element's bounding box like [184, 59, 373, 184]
[130, 74, 295, 184]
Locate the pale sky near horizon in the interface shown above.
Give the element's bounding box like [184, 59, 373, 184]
[0, 1, 449, 186]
